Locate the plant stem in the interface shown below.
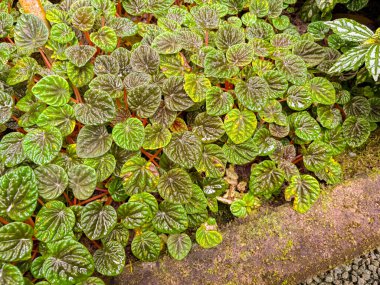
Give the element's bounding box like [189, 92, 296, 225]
[26, 217, 35, 227]
[63, 192, 73, 206]
[0, 217, 9, 225]
[39, 48, 52, 69]
[83, 31, 94, 46]
[205, 30, 209, 46]
[292, 154, 303, 164]
[78, 192, 108, 205]
[37, 198, 44, 206]
[91, 240, 101, 249]
[72, 85, 82, 103]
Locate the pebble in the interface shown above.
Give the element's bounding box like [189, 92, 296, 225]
[299, 247, 380, 285]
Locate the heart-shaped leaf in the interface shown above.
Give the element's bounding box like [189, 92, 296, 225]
[249, 160, 284, 198]
[163, 76, 194, 112]
[101, 223, 130, 247]
[0, 264, 24, 285]
[68, 164, 97, 200]
[0, 166, 38, 221]
[290, 111, 321, 141]
[224, 109, 257, 144]
[50, 23, 75, 44]
[308, 77, 336, 105]
[94, 241, 125, 276]
[286, 85, 312, 111]
[184, 73, 211, 103]
[152, 201, 188, 233]
[0, 91, 13, 124]
[167, 233, 192, 260]
[157, 168, 193, 203]
[119, 156, 159, 195]
[293, 40, 326, 67]
[204, 49, 239, 78]
[94, 55, 120, 75]
[77, 125, 113, 158]
[112, 118, 145, 151]
[196, 218, 222, 249]
[206, 87, 234, 116]
[235, 76, 270, 111]
[89, 74, 124, 99]
[143, 124, 172, 149]
[222, 138, 258, 165]
[152, 32, 182, 54]
[302, 141, 332, 172]
[67, 62, 95, 87]
[65, 45, 97, 67]
[0, 133, 26, 167]
[226, 43, 254, 66]
[118, 201, 152, 229]
[193, 112, 225, 143]
[34, 164, 68, 200]
[0, 222, 33, 262]
[81, 201, 117, 240]
[163, 131, 202, 169]
[183, 184, 208, 214]
[32, 75, 71, 107]
[196, 144, 227, 178]
[128, 84, 161, 118]
[130, 45, 160, 74]
[84, 154, 116, 182]
[90, 26, 118, 53]
[276, 54, 307, 85]
[131, 231, 161, 261]
[42, 239, 94, 285]
[36, 105, 76, 136]
[285, 174, 320, 213]
[72, 6, 96, 31]
[6, 57, 38, 86]
[34, 200, 75, 242]
[342, 116, 371, 147]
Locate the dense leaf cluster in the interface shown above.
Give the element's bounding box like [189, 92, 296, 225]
[0, 0, 379, 283]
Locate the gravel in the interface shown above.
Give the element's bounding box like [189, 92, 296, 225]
[300, 248, 380, 285]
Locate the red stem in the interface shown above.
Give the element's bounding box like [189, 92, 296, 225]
[83, 31, 94, 46]
[78, 192, 108, 205]
[39, 48, 52, 69]
[72, 85, 82, 103]
[63, 192, 73, 206]
[0, 217, 9, 225]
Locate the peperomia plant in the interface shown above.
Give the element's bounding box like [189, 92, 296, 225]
[0, 0, 379, 283]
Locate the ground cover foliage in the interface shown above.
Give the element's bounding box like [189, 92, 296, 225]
[0, 0, 379, 283]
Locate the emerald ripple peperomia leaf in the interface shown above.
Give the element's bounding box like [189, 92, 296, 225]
[222, 138, 257, 165]
[183, 184, 208, 214]
[101, 223, 130, 247]
[131, 231, 161, 261]
[152, 201, 188, 234]
[129, 192, 159, 216]
[77, 277, 105, 285]
[112, 118, 145, 151]
[118, 201, 152, 229]
[192, 112, 225, 143]
[249, 160, 284, 198]
[285, 175, 321, 213]
[67, 62, 95, 88]
[0, 133, 26, 167]
[32, 75, 71, 106]
[130, 45, 160, 74]
[22, 127, 63, 165]
[0, 222, 33, 262]
[342, 116, 371, 147]
[167, 233, 192, 260]
[196, 218, 222, 249]
[196, 144, 227, 178]
[119, 156, 159, 195]
[0, 263, 24, 285]
[224, 109, 257, 144]
[77, 125, 113, 158]
[34, 200, 75, 242]
[31, 256, 45, 279]
[302, 141, 332, 172]
[128, 84, 161, 117]
[68, 164, 97, 200]
[34, 164, 68, 200]
[84, 154, 116, 182]
[143, 124, 172, 149]
[42, 239, 94, 285]
[307, 77, 336, 105]
[276, 54, 307, 85]
[235, 76, 270, 111]
[65, 45, 97, 67]
[93, 241, 125, 276]
[0, 166, 38, 221]
[206, 87, 234, 116]
[0, 91, 13, 124]
[81, 201, 117, 240]
[184, 73, 211, 102]
[157, 168, 193, 203]
[36, 105, 76, 136]
[290, 111, 321, 141]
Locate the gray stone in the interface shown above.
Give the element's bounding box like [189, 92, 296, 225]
[362, 272, 371, 281]
[342, 272, 349, 279]
[351, 276, 357, 283]
[357, 278, 365, 285]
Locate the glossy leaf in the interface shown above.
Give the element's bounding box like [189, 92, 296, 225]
[342, 116, 371, 147]
[34, 164, 68, 200]
[94, 241, 125, 276]
[68, 164, 97, 200]
[0, 222, 33, 262]
[196, 218, 222, 249]
[90, 26, 118, 53]
[128, 84, 161, 118]
[276, 54, 307, 85]
[157, 168, 193, 203]
[224, 109, 257, 144]
[112, 118, 145, 151]
[285, 175, 320, 213]
[65, 45, 97, 68]
[152, 201, 188, 234]
[0, 133, 26, 167]
[167, 233, 192, 260]
[77, 125, 113, 158]
[249, 160, 284, 197]
[32, 75, 71, 107]
[131, 231, 161, 261]
[143, 124, 172, 149]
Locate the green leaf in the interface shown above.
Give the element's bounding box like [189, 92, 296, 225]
[130, 45, 160, 74]
[285, 175, 320, 213]
[183, 184, 208, 214]
[215, 24, 245, 51]
[42, 239, 94, 285]
[65, 45, 97, 68]
[329, 45, 369, 74]
[22, 127, 62, 165]
[152, 201, 188, 233]
[108, 17, 137, 38]
[14, 14, 48, 54]
[365, 44, 380, 81]
[157, 168, 193, 203]
[32, 75, 71, 107]
[325, 18, 373, 42]
[0, 133, 26, 167]
[196, 218, 222, 249]
[293, 40, 326, 67]
[67, 61, 94, 87]
[81, 201, 117, 240]
[263, 70, 288, 97]
[226, 43, 254, 67]
[6, 57, 38, 86]
[204, 49, 239, 78]
[286, 85, 312, 111]
[72, 6, 96, 31]
[77, 125, 113, 158]
[230, 199, 248, 218]
[196, 144, 227, 178]
[89, 74, 124, 99]
[249, 0, 269, 17]
[0, 166, 38, 221]
[184, 73, 211, 103]
[94, 55, 120, 76]
[129, 192, 158, 217]
[84, 154, 116, 182]
[308, 77, 336, 105]
[0, 12, 13, 38]
[128, 84, 161, 118]
[224, 109, 257, 144]
[302, 141, 332, 172]
[74, 89, 115, 125]
[77, 277, 105, 285]
[249, 160, 284, 198]
[163, 76, 194, 112]
[143, 124, 172, 150]
[90, 26, 117, 53]
[0, 91, 13, 124]
[251, 128, 277, 156]
[206, 87, 234, 116]
[152, 32, 182, 54]
[37, 105, 76, 136]
[131, 231, 161, 261]
[31, 256, 45, 279]
[94, 241, 125, 276]
[342, 116, 371, 147]
[276, 54, 307, 85]
[290, 111, 321, 141]
[34, 164, 68, 200]
[258, 100, 287, 125]
[120, 156, 159, 195]
[0, 264, 24, 285]
[167, 233, 192, 260]
[112, 118, 145, 151]
[368, 98, 380, 122]
[192, 112, 225, 143]
[102, 223, 130, 247]
[222, 137, 257, 165]
[50, 23, 75, 44]
[0, 222, 33, 262]
[315, 158, 342, 185]
[164, 131, 202, 169]
[235, 76, 270, 111]
[317, 106, 342, 129]
[34, 201, 75, 242]
[118, 201, 152, 229]
[68, 164, 97, 200]
[344, 96, 370, 118]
